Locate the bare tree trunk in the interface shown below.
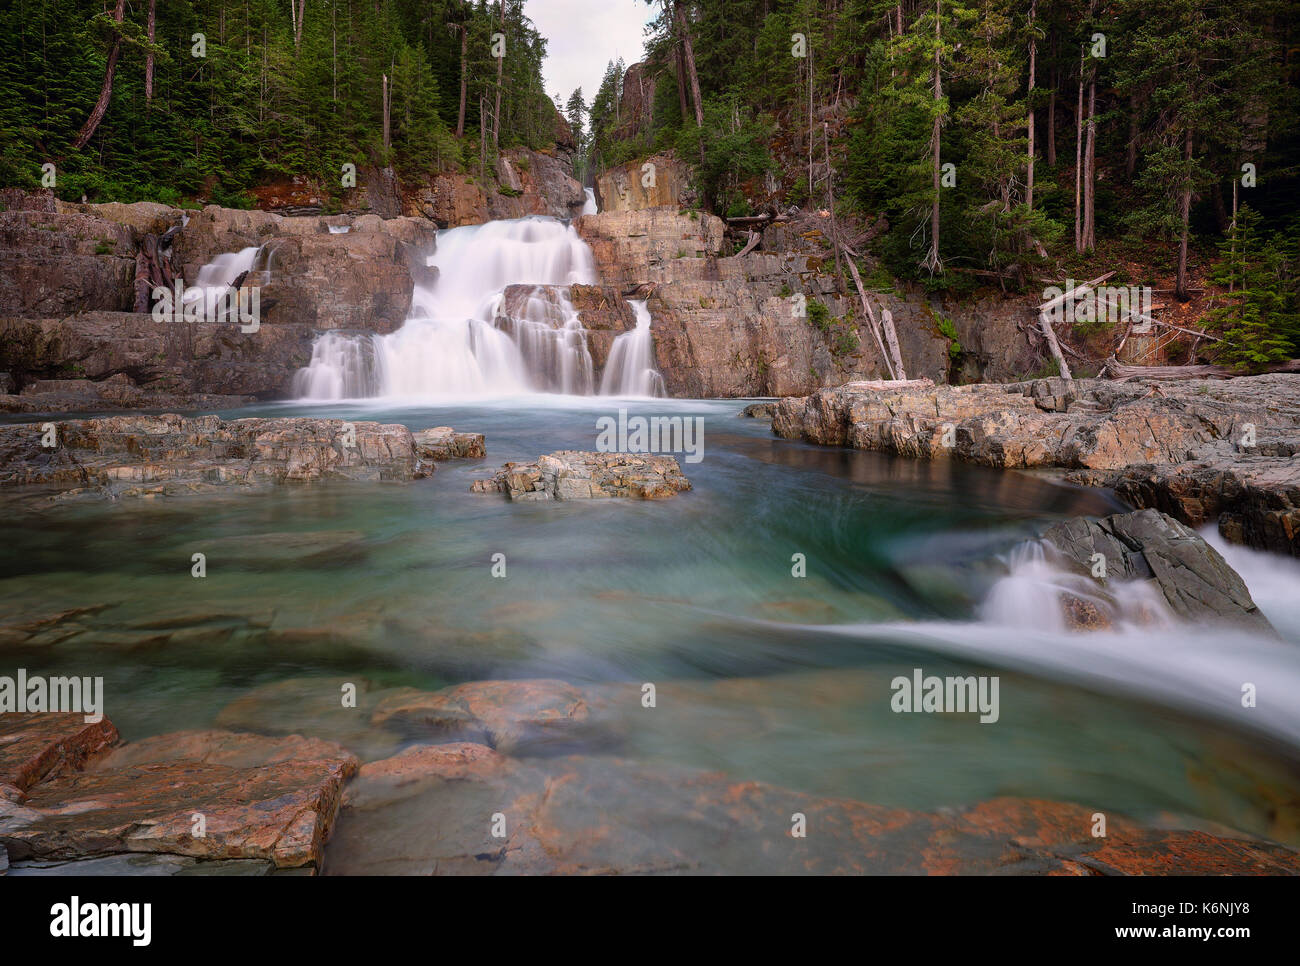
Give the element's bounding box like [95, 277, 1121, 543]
[1074, 49, 1083, 252]
[72, 0, 127, 150]
[145, 0, 156, 105]
[1081, 52, 1097, 250]
[674, 44, 690, 121]
[1176, 128, 1193, 300]
[672, 0, 704, 127]
[1026, 0, 1036, 210]
[382, 73, 391, 152]
[294, 0, 306, 53]
[1125, 94, 1139, 179]
[1230, 176, 1238, 293]
[456, 24, 467, 139]
[927, 0, 942, 273]
[823, 122, 841, 277]
[493, 0, 504, 151]
[1046, 35, 1057, 166]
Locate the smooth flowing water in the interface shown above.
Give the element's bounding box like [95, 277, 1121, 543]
[4, 396, 1298, 847]
[295, 216, 666, 400]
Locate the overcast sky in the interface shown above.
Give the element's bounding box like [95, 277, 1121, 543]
[528, 0, 655, 112]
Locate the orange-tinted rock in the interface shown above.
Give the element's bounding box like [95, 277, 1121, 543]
[371, 679, 593, 755]
[0, 712, 120, 796]
[322, 751, 1300, 875]
[0, 730, 358, 869]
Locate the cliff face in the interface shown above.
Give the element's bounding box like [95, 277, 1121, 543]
[573, 206, 1039, 398]
[593, 154, 692, 213]
[0, 197, 440, 409]
[407, 147, 585, 227]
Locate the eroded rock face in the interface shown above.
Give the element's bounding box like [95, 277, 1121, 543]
[409, 148, 584, 226]
[0, 729, 357, 869]
[323, 747, 1300, 875]
[0, 414, 433, 503]
[0, 209, 137, 317]
[1041, 509, 1274, 631]
[471, 451, 692, 501]
[594, 154, 692, 212]
[0, 311, 313, 406]
[773, 374, 1300, 553]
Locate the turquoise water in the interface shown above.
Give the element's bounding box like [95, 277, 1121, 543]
[3, 396, 1298, 846]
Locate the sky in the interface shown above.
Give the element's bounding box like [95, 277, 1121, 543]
[527, 0, 655, 113]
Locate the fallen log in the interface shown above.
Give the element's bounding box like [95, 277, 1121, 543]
[1101, 358, 1300, 381]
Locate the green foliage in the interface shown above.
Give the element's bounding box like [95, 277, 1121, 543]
[1209, 207, 1300, 370]
[935, 314, 963, 359]
[806, 299, 831, 331]
[0, 0, 561, 204]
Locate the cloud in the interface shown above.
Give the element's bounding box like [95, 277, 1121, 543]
[527, 0, 654, 109]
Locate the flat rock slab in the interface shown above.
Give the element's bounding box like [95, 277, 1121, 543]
[472, 451, 691, 500]
[413, 427, 485, 460]
[0, 414, 435, 503]
[0, 712, 120, 796]
[0, 729, 358, 870]
[1041, 509, 1274, 631]
[324, 748, 1300, 875]
[6, 853, 273, 876]
[371, 679, 599, 755]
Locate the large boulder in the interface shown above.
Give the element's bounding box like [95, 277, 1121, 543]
[1041, 509, 1275, 631]
[471, 451, 692, 501]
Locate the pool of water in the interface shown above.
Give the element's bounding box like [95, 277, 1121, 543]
[3, 395, 1298, 846]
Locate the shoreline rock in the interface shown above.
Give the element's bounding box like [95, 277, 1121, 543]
[471, 450, 692, 501]
[0, 414, 449, 503]
[774, 374, 1300, 554]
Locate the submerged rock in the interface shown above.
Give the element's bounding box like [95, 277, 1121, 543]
[774, 374, 1300, 554]
[0, 727, 357, 870]
[371, 679, 599, 756]
[471, 450, 691, 501]
[1041, 509, 1274, 632]
[0, 414, 437, 503]
[741, 402, 777, 418]
[323, 749, 1300, 875]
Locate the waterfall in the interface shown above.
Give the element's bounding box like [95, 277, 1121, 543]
[293, 215, 665, 400]
[979, 539, 1173, 633]
[183, 246, 261, 316]
[600, 300, 666, 397]
[582, 188, 598, 216]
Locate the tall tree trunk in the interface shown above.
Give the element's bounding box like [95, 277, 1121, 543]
[1026, 0, 1036, 210]
[675, 45, 689, 122]
[1046, 35, 1057, 166]
[1082, 71, 1097, 250]
[71, 0, 127, 150]
[1074, 49, 1083, 252]
[145, 0, 156, 105]
[1176, 128, 1193, 300]
[927, 0, 942, 273]
[1125, 93, 1139, 179]
[293, 0, 306, 53]
[493, 0, 504, 151]
[382, 73, 391, 152]
[456, 24, 467, 139]
[672, 1, 704, 126]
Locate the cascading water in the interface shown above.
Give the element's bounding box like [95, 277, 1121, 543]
[600, 300, 667, 397]
[582, 188, 598, 216]
[183, 246, 261, 316]
[295, 216, 656, 399]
